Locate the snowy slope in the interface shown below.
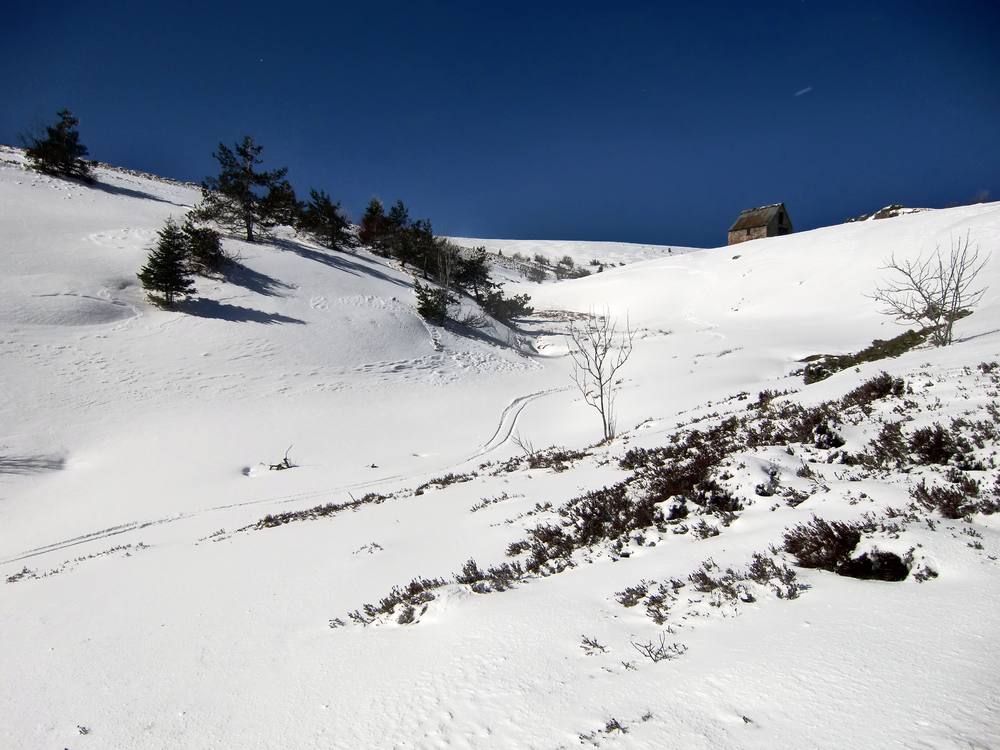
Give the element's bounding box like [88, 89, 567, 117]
[2, 147, 1000, 749]
[447, 236, 701, 267]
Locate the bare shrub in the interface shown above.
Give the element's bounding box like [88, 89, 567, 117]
[566, 310, 634, 441]
[871, 233, 990, 346]
[631, 633, 687, 663]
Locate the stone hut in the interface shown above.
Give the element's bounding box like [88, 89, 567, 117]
[727, 203, 793, 245]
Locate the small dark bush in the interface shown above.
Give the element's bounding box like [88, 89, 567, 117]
[255, 492, 388, 529]
[526, 446, 588, 472]
[840, 372, 906, 411]
[812, 421, 846, 450]
[909, 425, 957, 465]
[861, 421, 908, 469]
[911, 480, 989, 519]
[415, 472, 476, 495]
[455, 559, 485, 585]
[615, 582, 649, 607]
[349, 576, 447, 625]
[838, 550, 909, 581]
[798, 329, 929, 384]
[783, 517, 863, 571]
[908, 425, 984, 470]
[745, 553, 798, 588]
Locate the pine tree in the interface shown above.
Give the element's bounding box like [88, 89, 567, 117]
[453, 246, 491, 298]
[386, 200, 410, 234]
[358, 198, 388, 252]
[260, 179, 301, 228]
[298, 189, 351, 250]
[192, 136, 289, 242]
[138, 219, 196, 306]
[182, 218, 226, 274]
[25, 109, 93, 182]
[414, 281, 453, 325]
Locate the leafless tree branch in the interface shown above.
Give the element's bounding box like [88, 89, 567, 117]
[566, 309, 634, 441]
[871, 232, 989, 346]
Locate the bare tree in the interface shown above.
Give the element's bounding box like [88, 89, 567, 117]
[872, 233, 990, 346]
[566, 310, 634, 441]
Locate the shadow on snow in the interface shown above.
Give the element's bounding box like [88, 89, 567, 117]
[178, 298, 305, 325]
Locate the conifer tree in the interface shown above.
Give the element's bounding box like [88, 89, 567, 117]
[182, 218, 226, 274]
[260, 178, 301, 228]
[138, 218, 196, 306]
[358, 198, 387, 252]
[193, 136, 289, 242]
[453, 246, 492, 298]
[25, 109, 93, 182]
[298, 189, 351, 250]
[413, 281, 453, 325]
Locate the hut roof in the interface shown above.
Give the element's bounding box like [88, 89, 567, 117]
[729, 203, 785, 232]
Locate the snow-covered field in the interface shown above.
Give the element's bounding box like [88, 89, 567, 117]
[2, 146, 999, 749]
[447, 236, 700, 267]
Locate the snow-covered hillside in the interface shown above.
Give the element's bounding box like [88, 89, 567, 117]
[2, 148, 1000, 749]
[447, 236, 700, 267]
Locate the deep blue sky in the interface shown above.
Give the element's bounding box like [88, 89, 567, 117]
[3, 1, 998, 246]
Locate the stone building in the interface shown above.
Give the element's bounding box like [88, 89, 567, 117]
[727, 203, 793, 245]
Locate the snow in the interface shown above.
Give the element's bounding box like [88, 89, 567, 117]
[2, 145, 1000, 748]
[447, 236, 701, 267]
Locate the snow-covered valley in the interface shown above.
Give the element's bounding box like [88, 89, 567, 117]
[2, 147, 1000, 749]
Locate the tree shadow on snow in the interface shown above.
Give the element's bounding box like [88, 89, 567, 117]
[178, 298, 305, 325]
[89, 179, 191, 208]
[0, 455, 66, 475]
[270, 238, 412, 291]
[222, 260, 295, 297]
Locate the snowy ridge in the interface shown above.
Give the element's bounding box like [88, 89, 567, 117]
[2, 149, 1000, 748]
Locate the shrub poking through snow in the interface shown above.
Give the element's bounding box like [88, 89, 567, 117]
[840, 372, 906, 412]
[911, 479, 997, 519]
[861, 421, 909, 470]
[631, 633, 687, 663]
[526, 446, 588, 472]
[454, 558, 524, 593]
[253, 492, 387, 529]
[796, 329, 930, 384]
[349, 576, 447, 625]
[783, 517, 909, 581]
[908, 424, 983, 469]
[782, 517, 864, 571]
[414, 471, 476, 495]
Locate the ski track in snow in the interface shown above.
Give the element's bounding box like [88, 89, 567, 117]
[0, 385, 568, 565]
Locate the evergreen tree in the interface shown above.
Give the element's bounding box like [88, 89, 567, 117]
[25, 109, 93, 182]
[454, 246, 491, 298]
[383, 200, 413, 262]
[413, 281, 454, 325]
[386, 200, 410, 234]
[260, 178, 301, 228]
[298, 189, 351, 250]
[358, 198, 387, 250]
[182, 218, 226, 274]
[138, 219, 196, 306]
[410, 219, 439, 276]
[478, 286, 534, 322]
[192, 135, 289, 242]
